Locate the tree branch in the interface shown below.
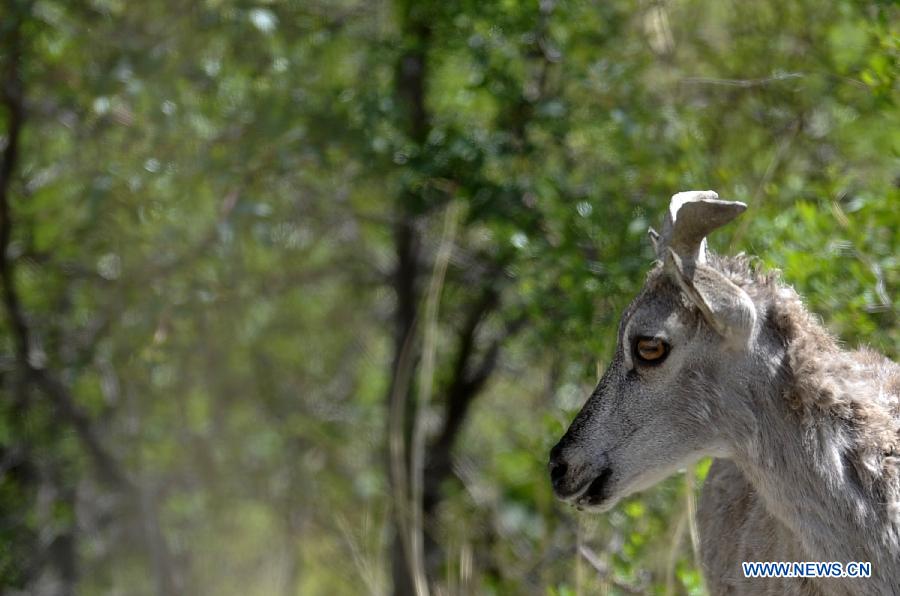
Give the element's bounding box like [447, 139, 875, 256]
[0, 9, 176, 593]
[0, 5, 134, 496]
[0, 1, 28, 365]
[424, 284, 526, 515]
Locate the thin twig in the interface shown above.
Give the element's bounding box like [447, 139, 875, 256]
[685, 466, 702, 569]
[681, 73, 804, 88]
[664, 480, 690, 596]
[578, 544, 645, 595]
[410, 201, 461, 596]
[728, 118, 802, 251]
[682, 71, 870, 91]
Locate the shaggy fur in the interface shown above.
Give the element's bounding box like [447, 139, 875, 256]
[710, 253, 900, 495]
[696, 254, 900, 595]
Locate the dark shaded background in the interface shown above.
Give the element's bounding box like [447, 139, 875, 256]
[0, 0, 897, 594]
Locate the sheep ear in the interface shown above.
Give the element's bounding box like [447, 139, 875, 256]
[648, 227, 661, 256]
[657, 191, 746, 264]
[665, 249, 757, 347]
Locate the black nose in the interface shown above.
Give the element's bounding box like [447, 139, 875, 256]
[548, 442, 568, 489]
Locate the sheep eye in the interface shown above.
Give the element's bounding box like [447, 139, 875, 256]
[634, 337, 669, 364]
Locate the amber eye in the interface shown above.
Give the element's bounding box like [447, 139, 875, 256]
[634, 337, 669, 364]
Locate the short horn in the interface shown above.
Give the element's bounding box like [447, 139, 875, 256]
[656, 190, 746, 265]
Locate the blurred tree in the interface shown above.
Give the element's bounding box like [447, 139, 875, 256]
[0, 0, 896, 594]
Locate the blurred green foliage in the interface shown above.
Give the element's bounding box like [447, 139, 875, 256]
[0, 0, 897, 594]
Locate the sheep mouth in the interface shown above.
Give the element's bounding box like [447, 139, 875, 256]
[575, 467, 613, 507]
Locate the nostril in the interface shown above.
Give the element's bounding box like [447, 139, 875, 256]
[550, 459, 568, 485]
[549, 442, 563, 462]
[549, 441, 570, 489]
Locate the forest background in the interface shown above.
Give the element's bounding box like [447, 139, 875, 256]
[0, 0, 897, 594]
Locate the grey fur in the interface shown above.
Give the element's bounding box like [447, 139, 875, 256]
[549, 192, 900, 595]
